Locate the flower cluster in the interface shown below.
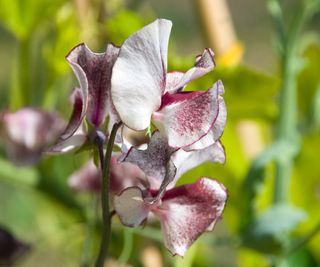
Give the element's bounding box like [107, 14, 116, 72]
[57, 18, 228, 256]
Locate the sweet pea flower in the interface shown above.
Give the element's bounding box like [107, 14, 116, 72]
[68, 156, 146, 194]
[49, 42, 121, 153]
[111, 19, 226, 148]
[114, 131, 227, 256]
[0, 108, 64, 165]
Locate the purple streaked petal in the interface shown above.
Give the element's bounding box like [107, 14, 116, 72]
[111, 19, 172, 131]
[184, 94, 227, 151]
[114, 187, 154, 227]
[60, 88, 86, 140]
[67, 43, 120, 127]
[153, 81, 222, 148]
[165, 49, 215, 93]
[153, 177, 227, 256]
[122, 131, 176, 190]
[171, 141, 226, 185]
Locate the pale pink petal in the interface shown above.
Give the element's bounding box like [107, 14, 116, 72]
[111, 19, 172, 130]
[47, 133, 87, 154]
[165, 49, 215, 93]
[171, 141, 226, 186]
[114, 187, 153, 227]
[1, 108, 64, 165]
[153, 177, 227, 256]
[122, 131, 176, 190]
[68, 160, 101, 192]
[110, 155, 147, 193]
[67, 43, 120, 127]
[184, 95, 227, 151]
[60, 88, 86, 140]
[153, 81, 222, 148]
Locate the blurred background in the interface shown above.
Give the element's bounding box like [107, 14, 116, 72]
[0, 0, 319, 266]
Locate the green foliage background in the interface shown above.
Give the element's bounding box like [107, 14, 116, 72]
[0, 0, 319, 266]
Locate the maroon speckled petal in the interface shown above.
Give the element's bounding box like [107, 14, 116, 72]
[153, 177, 227, 256]
[114, 186, 154, 227]
[122, 131, 177, 190]
[184, 93, 227, 151]
[67, 43, 120, 127]
[153, 81, 222, 148]
[111, 19, 172, 131]
[171, 141, 226, 186]
[165, 49, 215, 93]
[60, 88, 86, 140]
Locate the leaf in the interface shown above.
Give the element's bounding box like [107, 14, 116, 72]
[242, 204, 307, 254]
[297, 42, 320, 116]
[106, 11, 145, 45]
[240, 139, 300, 229]
[0, 0, 64, 40]
[0, 158, 39, 186]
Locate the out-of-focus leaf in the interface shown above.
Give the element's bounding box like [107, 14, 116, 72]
[297, 42, 320, 116]
[106, 10, 145, 45]
[0, 158, 39, 186]
[0, 0, 64, 40]
[242, 204, 307, 254]
[288, 247, 318, 267]
[240, 139, 300, 229]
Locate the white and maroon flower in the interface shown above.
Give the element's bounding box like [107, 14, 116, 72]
[0, 108, 64, 165]
[49, 42, 121, 153]
[111, 19, 226, 148]
[113, 131, 227, 256]
[68, 156, 146, 194]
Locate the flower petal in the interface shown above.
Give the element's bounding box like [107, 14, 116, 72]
[171, 141, 226, 185]
[67, 43, 120, 127]
[111, 19, 172, 130]
[154, 177, 227, 256]
[114, 187, 152, 227]
[165, 48, 215, 93]
[47, 130, 87, 154]
[60, 88, 86, 140]
[153, 81, 222, 148]
[68, 160, 101, 192]
[184, 94, 227, 151]
[110, 154, 147, 194]
[122, 131, 176, 190]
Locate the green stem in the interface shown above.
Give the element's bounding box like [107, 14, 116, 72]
[271, 1, 308, 204]
[81, 195, 98, 267]
[95, 122, 122, 267]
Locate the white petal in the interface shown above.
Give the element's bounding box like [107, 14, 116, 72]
[111, 19, 172, 130]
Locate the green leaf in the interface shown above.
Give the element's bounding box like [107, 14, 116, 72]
[240, 139, 300, 229]
[242, 204, 307, 254]
[0, 157, 39, 186]
[0, 0, 64, 40]
[106, 11, 145, 45]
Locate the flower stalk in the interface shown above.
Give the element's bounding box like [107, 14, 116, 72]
[95, 122, 122, 267]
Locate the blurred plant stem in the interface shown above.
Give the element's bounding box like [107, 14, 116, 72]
[270, 0, 320, 205]
[81, 195, 99, 267]
[10, 38, 31, 110]
[95, 122, 122, 267]
[268, 0, 319, 265]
